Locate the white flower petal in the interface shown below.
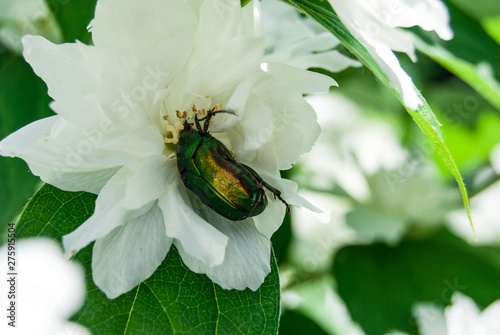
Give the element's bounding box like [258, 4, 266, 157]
[177, 203, 271, 291]
[123, 155, 177, 210]
[253, 76, 321, 169]
[23, 35, 98, 102]
[367, 38, 422, 109]
[264, 174, 331, 224]
[252, 197, 286, 239]
[227, 76, 275, 152]
[92, 206, 171, 299]
[158, 181, 228, 267]
[62, 167, 153, 257]
[388, 0, 453, 40]
[0, 116, 165, 186]
[91, 0, 198, 61]
[29, 163, 120, 194]
[263, 62, 337, 94]
[286, 50, 362, 73]
[211, 74, 264, 134]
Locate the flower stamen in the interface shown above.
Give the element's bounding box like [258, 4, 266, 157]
[164, 121, 184, 144]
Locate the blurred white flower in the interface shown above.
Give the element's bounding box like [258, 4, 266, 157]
[290, 191, 357, 272]
[413, 292, 500, 335]
[446, 144, 500, 244]
[490, 143, 500, 174]
[302, 93, 457, 246]
[281, 275, 365, 335]
[261, 0, 361, 75]
[0, 0, 333, 298]
[0, 238, 89, 335]
[0, 0, 62, 53]
[446, 180, 500, 244]
[327, 0, 453, 109]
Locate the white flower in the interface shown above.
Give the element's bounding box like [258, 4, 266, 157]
[327, 0, 453, 109]
[0, 0, 333, 298]
[0, 0, 62, 53]
[280, 275, 365, 335]
[413, 292, 500, 335]
[302, 93, 457, 245]
[0, 238, 89, 335]
[261, 0, 361, 76]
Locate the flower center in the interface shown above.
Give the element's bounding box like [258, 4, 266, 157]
[163, 100, 224, 146]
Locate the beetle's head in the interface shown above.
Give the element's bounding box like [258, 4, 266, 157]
[162, 103, 233, 146]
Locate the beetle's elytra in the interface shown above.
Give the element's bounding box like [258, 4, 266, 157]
[176, 108, 290, 221]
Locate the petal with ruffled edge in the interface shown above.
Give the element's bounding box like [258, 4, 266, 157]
[92, 206, 171, 299]
[0, 116, 165, 191]
[386, 0, 453, 40]
[62, 167, 153, 257]
[223, 75, 274, 154]
[22, 36, 99, 104]
[158, 181, 228, 267]
[172, 0, 264, 107]
[177, 201, 271, 291]
[90, 0, 198, 62]
[251, 75, 321, 170]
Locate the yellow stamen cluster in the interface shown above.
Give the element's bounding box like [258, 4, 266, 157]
[162, 102, 224, 145]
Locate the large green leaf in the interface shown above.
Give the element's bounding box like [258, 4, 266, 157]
[16, 184, 281, 335]
[0, 52, 53, 235]
[283, 0, 474, 234]
[333, 230, 500, 334]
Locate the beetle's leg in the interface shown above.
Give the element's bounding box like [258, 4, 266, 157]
[241, 163, 291, 215]
[194, 114, 203, 132]
[261, 180, 291, 215]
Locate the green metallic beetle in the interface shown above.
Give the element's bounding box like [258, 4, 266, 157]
[176, 109, 290, 221]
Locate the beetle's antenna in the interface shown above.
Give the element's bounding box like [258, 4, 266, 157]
[198, 108, 237, 133]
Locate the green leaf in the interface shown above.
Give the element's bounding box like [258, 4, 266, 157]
[448, 0, 500, 22]
[279, 310, 328, 335]
[434, 112, 500, 174]
[50, 0, 98, 44]
[333, 229, 500, 334]
[0, 52, 53, 235]
[16, 184, 281, 335]
[283, 0, 474, 234]
[482, 15, 500, 44]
